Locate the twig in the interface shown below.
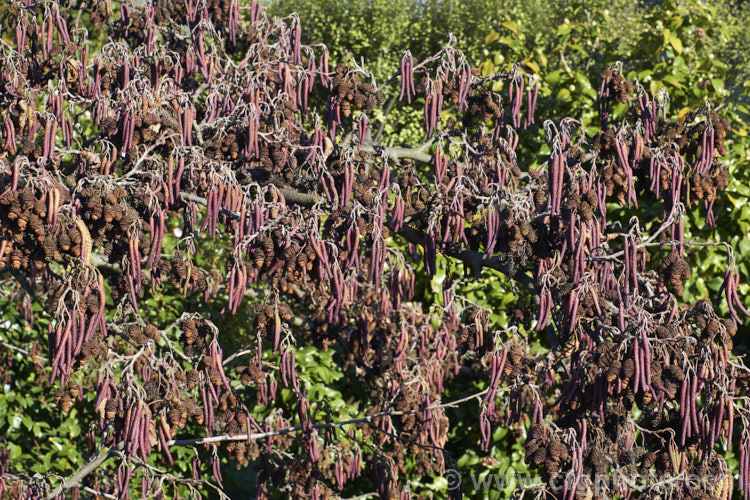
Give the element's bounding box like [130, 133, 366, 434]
[359, 144, 433, 164]
[45, 443, 125, 500]
[168, 389, 489, 447]
[0, 340, 48, 362]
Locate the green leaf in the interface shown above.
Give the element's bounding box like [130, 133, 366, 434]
[492, 426, 508, 440]
[662, 75, 683, 89]
[535, 49, 547, 69]
[740, 236, 750, 256]
[574, 71, 592, 90]
[711, 78, 725, 95]
[480, 60, 495, 77]
[557, 88, 571, 101]
[524, 60, 540, 74]
[484, 30, 500, 45]
[501, 21, 518, 34]
[545, 70, 564, 85]
[695, 278, 708, 298]
[669, 35, 683, 54]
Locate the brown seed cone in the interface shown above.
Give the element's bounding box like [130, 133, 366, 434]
[641, 451, 656, 469]
[525, 438, 542, 463]
[61, 395, 73, 413]
[621, 358, 635, 379]
[548, 439, 569, 461]
[530, 447, 547, 467]
[529, 423, 544, 440]
[606, 360, 621, 383]
[186, 369, 200, 389]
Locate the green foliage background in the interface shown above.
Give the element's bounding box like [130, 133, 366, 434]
[2, 0, 750, 498]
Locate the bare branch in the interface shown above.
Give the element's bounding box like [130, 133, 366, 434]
[45, 443, 124, 500]
[168, 389, 490, 447]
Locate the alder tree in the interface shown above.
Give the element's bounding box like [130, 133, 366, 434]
[0, 0, 747, 499]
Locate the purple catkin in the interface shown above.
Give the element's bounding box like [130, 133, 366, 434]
[435, 147, 446, 184]
[636, 89, 650, 141]
[280, 349, 290, 387]
[573, 226, 585, 281]
[435, 78, 444, 125]
[513, 77, 524, 128]
[249, 0, 261, 23]
[727, 400, 735, 451]
[632, 130, 643, 166]
[379, 162, 390, 193]
[306, 56, 317, 106]
[16, 23, 26, 55]
[706, 189, 716, 226]
[458, 65, 471, 111]
[116, 466, 124, 494]
[358, 114, 368, 147]
[556, 153, 566, 214]
[62, 117, 72, 148]
[185, 49, 195, 75]
[211, 455, 223, 489]
[3, 116, 16, 153]
[714, 397, 725, 446]
[681, 402, 691, 444]
[509, 79, 518, 128]
[398, 54, 411, 104]
[524, 80, 539, 128]
[536, 290, 550, 331]
[485, 206, 498, 257]
[567, 292, 579, 335]
[25, 121, 41, 143]
[320, 49, 330, 88]
[423, 229, 437, 276]
[424, 83, 439, 136]
[508, 78, 519, 128]
[407, 52, 416, 103]
[483, 348, 505, 404]
[41, 20, 49, 59]
[730, 270, 750, 317]
[641, 329, 651, 386]
[631, 239, 639, 293]
[548, 154, 559, 214]
[690, 374, 699, 432]
[700, 125, 712, 174]
[392, 195, 404, 233]
[741, 441, 747, 492]
[718, 268, 735, 320]
[632, 334, 642, 395]
[292, 18, 302, 64]
[624, 237, 631, 295]
[651, 96, 660, 131]
[43, 118, 54, 159]
[649, 157, 659, 195]
[479, 412, 490, 451]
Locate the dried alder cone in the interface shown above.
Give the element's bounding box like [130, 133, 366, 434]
[0, 1, 748, 499]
